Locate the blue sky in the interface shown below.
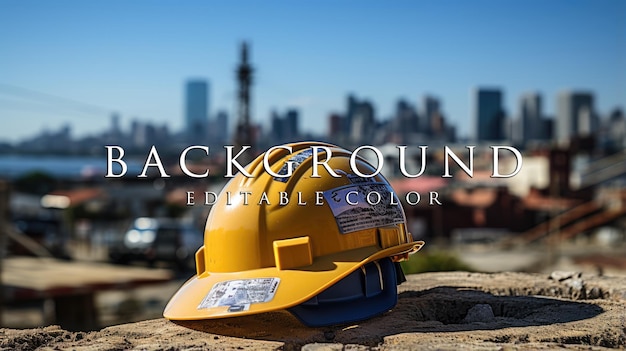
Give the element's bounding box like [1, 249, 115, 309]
[1, 0, 624, 142]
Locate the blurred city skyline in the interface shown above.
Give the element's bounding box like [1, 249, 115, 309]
[1, 0, 624, 143]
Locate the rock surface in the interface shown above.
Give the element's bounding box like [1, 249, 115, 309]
[2, 271, 626, 350]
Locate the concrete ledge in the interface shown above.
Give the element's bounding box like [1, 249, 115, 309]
[2, 272, 626, 350]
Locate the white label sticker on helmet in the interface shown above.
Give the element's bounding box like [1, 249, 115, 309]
[323, 182, 405, 234]
[197, 278, 280, 311]
[274, 149, 313, 182]
[347, 173, 375, 184]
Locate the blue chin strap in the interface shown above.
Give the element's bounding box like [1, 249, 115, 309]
[288, 257, 404, 327]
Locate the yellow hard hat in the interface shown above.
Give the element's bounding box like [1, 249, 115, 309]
[164, 142, 424, 326]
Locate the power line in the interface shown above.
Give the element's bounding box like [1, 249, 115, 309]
[0, 96, 103, 119]
[0, 83, 113, 117]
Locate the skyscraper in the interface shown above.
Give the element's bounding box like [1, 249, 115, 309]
[556, 91, 595, 143]
[268, 108, 300, 144]
[328, 113, 344, 141]
[394, 99, 419, 144]
[284, 109, 299, 140]
[350, 100, 375, 144]
[345, 94, 358, 137]
[185, 79, 209, 143]
[422, 95, 440, 135]
[108, 112, 122, 144]
[474, 88, 505, 142]
[213, 110, 229, 145]
[520, 92, 543, 143]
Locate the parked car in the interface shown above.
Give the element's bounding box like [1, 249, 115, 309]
[108, 217, 203, 270]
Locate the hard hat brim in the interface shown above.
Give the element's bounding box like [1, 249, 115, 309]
[163, 241, 423, 321]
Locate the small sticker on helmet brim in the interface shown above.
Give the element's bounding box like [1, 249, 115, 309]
[197, 277, 280, 311]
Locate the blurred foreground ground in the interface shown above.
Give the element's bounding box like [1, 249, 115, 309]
[2, 271, 626, 350]
[3, 238, 625, 333]
[3, 239, 184, 328]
